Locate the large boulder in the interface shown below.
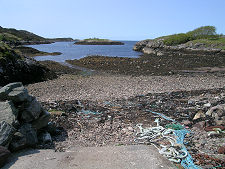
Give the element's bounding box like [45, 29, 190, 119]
[19, 124, 38, 146]
[7, 86, 30, 103]
[0, 82, 30, 103]
[21, 97, 42, 122]
[0, 101, 18, 126]
[9, 124, 38, 152]
[9, 132, 27, 152]
[32, 110, 51, 130]
[0, 146, 11, 168]
[142, 47, 156, 55]
[0, 82, 23, 99]
[0, 121, 16, 147]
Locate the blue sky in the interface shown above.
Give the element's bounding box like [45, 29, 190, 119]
[0, 0, 224, 40]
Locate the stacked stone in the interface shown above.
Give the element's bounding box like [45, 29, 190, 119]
[0, 82, 51, 167]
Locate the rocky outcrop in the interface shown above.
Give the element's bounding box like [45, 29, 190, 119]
[133, 39, 225, 56]
[75, 40, 124, 45]
[0, 82, 52, 165]
[0, 42, 56, 86]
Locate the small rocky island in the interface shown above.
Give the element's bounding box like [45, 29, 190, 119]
[74, 38, 124, 45]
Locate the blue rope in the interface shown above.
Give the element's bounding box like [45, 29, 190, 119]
[148, 110, 201, 169]
[146, 110, 176, 122]
[174, 130, 201, 169]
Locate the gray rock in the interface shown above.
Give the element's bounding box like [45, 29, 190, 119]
[7, 86, 29, 103]
[203, 103, 211, 108]
[19, 124, 38, 146]
[21, 97, 42, 122]
[193, 110, 205, 120]
[0, 82, 23, 100]
[142, 47, 156, 55]
[0, 146, 11, 168]
[32, 110, 51, 130]
[0, 121, 16, 147]
[0, 101, 18, 126]
[9, 132, 27, 152]
[206, 104, 225, 116]
[182, 120, 191, 125]
[0, 82, 30, 103]
[0, 67, 3, 74]
[38, 132, 52, 143]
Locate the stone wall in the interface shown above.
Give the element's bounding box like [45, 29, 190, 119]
[0, 82, 52, 166]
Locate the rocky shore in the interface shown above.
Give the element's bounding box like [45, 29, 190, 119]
[25, 73, 225, 168]
[24, 52, 225, 168]
[0, 42, 56, 86]
[133, 39, 225, 56]
[66, 53, 225, 76]
[15, 46, 62, 57]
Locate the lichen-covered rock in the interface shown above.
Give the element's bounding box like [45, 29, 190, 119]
[21, 97, 42, 122]
[0, 121, 16, 147]
[0, 101, 18, 126]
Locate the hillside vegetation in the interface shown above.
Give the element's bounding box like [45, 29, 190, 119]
[160, 26, 224, 48]
[0, 42, 21, 60]
[0, 26, 74, 44]
[83, 38, 110, 41]
[0, 26, 45, 42]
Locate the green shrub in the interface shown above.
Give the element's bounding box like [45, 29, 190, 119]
[187, 26, 217, 40]
[163, 33, 190, 46]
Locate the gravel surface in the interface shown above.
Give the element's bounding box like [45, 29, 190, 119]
[27, 73, 225, 102]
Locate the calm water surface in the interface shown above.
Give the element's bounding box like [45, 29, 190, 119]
[27, 41, 141, 62]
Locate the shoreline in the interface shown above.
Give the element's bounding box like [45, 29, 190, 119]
[27, 72, 225, 102]
[26, 72, 225, 168]
[65, 54, 225, 76]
